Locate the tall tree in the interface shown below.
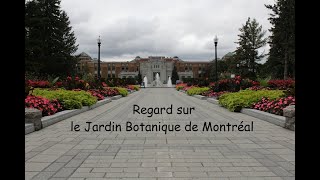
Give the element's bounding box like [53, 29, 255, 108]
[171, 65, 179, 84]
[234, 18, 267, 79]
[265, 0, 295, 79]
[137, 71, 142, 84]
[25, 0, 78, 77]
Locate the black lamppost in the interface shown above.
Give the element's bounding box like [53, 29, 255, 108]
[214, 35, 218, 82]
[97, 36, 101, 79]
[237, 63, 240, 76]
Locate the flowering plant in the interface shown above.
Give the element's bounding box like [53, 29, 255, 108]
[267, 79, 295, 90]
[252, 96, 295, 116]
[25, 95, 62, 116]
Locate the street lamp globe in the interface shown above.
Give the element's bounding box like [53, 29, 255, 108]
[97, 36, 101, 44]
[214, 35, 218, 44]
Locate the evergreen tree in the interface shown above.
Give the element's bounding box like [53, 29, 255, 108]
[171, 65, 179, 84]
[234, 18, 267, 80]
[265, 0, 295, 79]
[25, 0, 78, 77]
[137, 71, 142, 84]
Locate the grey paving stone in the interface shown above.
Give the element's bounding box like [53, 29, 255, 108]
[25, 88, 294, 179]
[53, 168, 77, 178]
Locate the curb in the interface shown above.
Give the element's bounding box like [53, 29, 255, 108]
[206, 97, 221, 106]
[41, 98, 112, 128]
[241, 108, 286, 127]
[25, 123, 35, 135]
[193, 95, 207, 100]
[111, 95, 122, 100]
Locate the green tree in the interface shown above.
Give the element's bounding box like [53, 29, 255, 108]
[234, 17, 268, 80]
[137, 71, 142, 84]
[171, 65, 179, 84]
[25, 0, 78, 77]
[265, 0, 295, 79]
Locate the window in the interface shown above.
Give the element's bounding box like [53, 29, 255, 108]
[112, 74, 115, 78]
[187, 76, 191, 78]
[108, 74, 111, 78]
[123, 76, 126, 79]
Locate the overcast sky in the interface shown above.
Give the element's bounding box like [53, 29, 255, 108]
[60, 0, 274, 62]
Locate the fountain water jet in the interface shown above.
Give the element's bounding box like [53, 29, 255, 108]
[167, 76, 172, 87]
[153, 73, 162, 87]
[143, 76, 148, 87]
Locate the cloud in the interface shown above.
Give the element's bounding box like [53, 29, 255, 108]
[60, 0, 274, 62]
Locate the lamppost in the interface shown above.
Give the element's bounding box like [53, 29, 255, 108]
[237, 63, 240, 76]
[97, 36, 101, 79]
[214, 35, 218, 82]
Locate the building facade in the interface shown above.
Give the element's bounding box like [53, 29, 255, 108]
[77, 52, 211, 84]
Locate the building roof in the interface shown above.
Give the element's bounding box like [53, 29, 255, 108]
[79, 52, 92, 59]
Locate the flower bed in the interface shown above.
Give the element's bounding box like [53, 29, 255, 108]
[176, 83, 187, 91]
[252, 96, 295, 116]
[25, 95, 62, 116]
[115, 87, 128, 97]
[186, 87, 210, 96]
[267, 79, 295, 90]
[202, 90, 229, 99]
[218, 89, 284, 112]
[32, 88, 97, 110]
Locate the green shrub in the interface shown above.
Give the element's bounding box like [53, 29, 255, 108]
[257, 76, 271, 87]
[61, 99, 82, 109]
[115, 87, 128, 97]
[218, 89, 284, 112]
[186, 87, 210, 96]
[133, 85, 140, 91]
[32, 88, 97, 109]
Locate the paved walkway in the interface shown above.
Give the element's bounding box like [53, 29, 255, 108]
[25, 88, 295, 180]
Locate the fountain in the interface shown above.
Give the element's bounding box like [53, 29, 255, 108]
[153, 73, 162, 87]
[143, 76, 148, 88]
[167, 76, 172, 87]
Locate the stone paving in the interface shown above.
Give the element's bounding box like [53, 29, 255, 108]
[25, 88, 295, 180]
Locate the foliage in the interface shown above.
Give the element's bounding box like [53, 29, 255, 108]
[128, 85, 140, 91]
[201, 90, 229, 99]
[210, 76, 259, 92]
[32, 88, 97, 109]
[234, 17, 268, 79]
[218, 90, 284, 112]
[26, 80, 50, 88]
[171, 65, 179, 84]
[252, 96, 295, 115]
[25, 95, 62, 116]
[102, 87, 120, 96]
[25, 0, 78, 76]
[137, 71, 142, 84]
[115, 87, 128, 97]
[265, 0, 295, 79]
[63, 76, 88, 90]
[176, 83, 187, 91]
[257, 76, 271, 87]
[186, 87, 210, 96]
[87, 90, 105, 101]
[267, 79, 295, 89]
[181, 78, 210, 87]
[106, 78, 137, 87]
[248, 86, 271, 91]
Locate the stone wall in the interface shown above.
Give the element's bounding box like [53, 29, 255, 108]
[25, 108, 42, 131]
[283, 105, 295, 131]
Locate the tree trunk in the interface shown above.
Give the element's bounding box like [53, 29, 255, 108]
[284, 51, 288, 80]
